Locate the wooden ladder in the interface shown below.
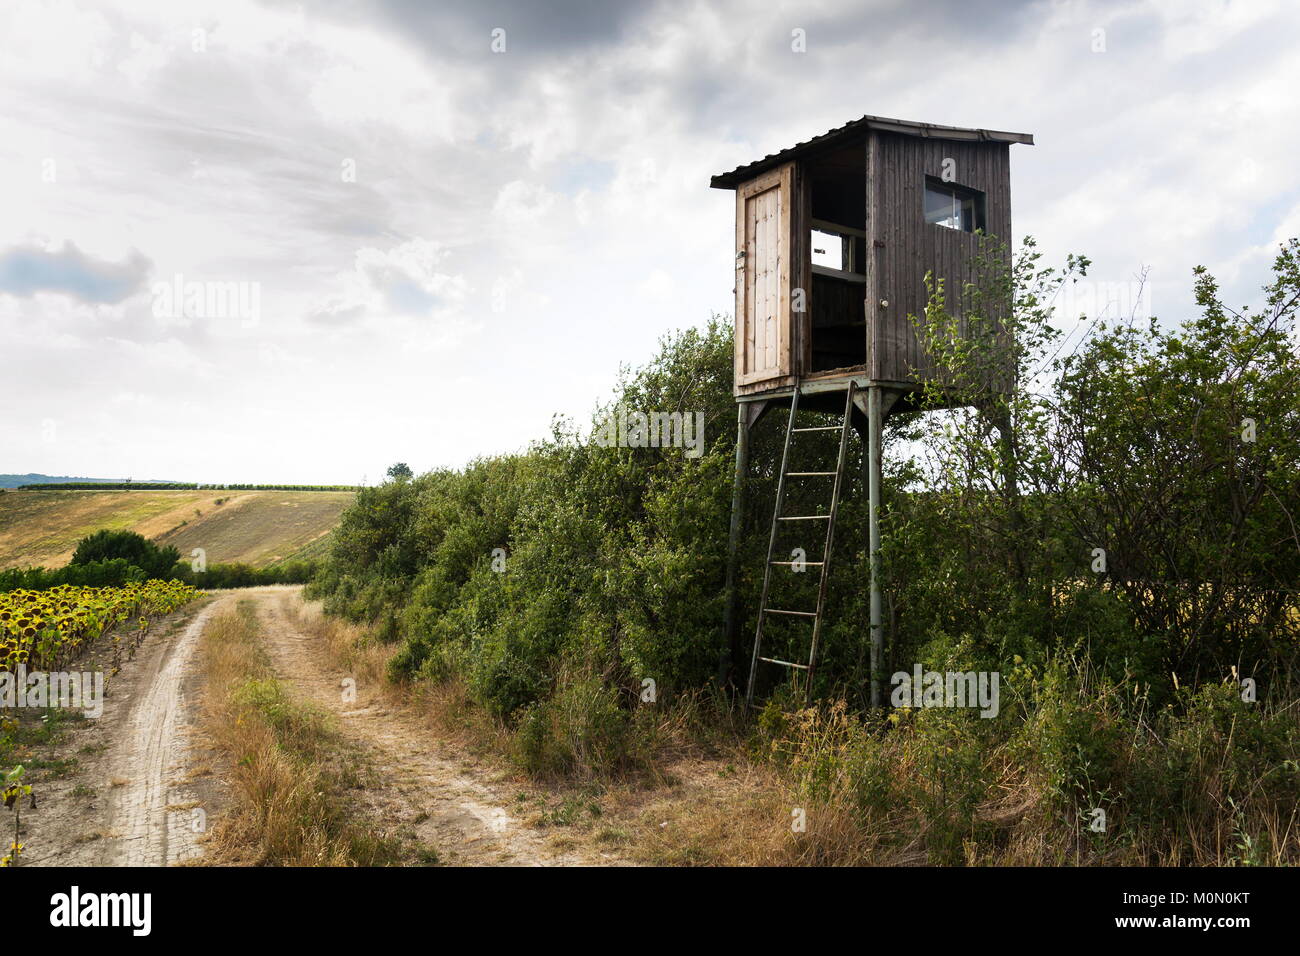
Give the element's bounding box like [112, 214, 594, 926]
[746, 382, 857, 709]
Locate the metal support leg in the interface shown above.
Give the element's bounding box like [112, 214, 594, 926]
[867, 386, 884, 709]
[719, 403, 750, 687]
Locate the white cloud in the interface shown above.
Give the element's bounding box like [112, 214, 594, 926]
[493, 180, 558, 222]
[2, 0, 1298, 482]
[309, 238, 469, 324]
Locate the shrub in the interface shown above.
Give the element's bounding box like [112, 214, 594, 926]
[70, 529, 179, 580]
[306, 237, 1300, 869]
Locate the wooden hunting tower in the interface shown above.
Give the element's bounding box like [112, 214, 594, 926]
[712, 114, 1033, 707]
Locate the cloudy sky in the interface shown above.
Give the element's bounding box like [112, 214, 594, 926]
[1, 0, 1296, 483]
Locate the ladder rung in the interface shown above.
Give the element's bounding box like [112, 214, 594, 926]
[747, 382, 858, 712]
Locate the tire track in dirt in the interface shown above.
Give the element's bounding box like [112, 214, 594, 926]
[29, 586, 626, 867]
[252, 588, 626, 866]
[101, 596, 229, 865]
[27, 595, 229, 867]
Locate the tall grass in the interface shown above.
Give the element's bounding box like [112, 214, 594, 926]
[742, 663, 1300, 866]
[199, 601, 400, 866]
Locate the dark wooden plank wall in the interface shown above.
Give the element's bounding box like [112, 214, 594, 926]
[867, 133, 1012, 385]
[791, 162, 812, 377]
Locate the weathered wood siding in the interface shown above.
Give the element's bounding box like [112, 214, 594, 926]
[866, 132, 1012, 385]
[732, 136, 1013, 398]
[734, 162, 807, 392]
[738, 175, 781, 381]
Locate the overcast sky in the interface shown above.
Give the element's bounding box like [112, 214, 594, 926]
[2, 0, 1296, 483]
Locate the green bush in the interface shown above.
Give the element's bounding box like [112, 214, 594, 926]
[0, 558, 147, 591]
[308, 239, 1300, 809]
[513, 666, 634, 777]
[70, 529, 179, 580]
[171, 560, 318, 589]
[309, 319, 735, 761]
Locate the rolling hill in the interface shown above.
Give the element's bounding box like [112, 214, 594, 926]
[0, 474, 178, 489]
[0, 488, 354, 570]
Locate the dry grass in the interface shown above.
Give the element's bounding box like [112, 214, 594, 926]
[305, 609, 709, 785]
[154, 491, 352, 566]
[0, 488, 351, 570]
[281, 598, 1300, 867]
[281, 599, 927, 865]
[288, 600, 391, 689]
[283, 598, 862, 865]
[290, 599, 517, 757]
[198, 600, 400, 866]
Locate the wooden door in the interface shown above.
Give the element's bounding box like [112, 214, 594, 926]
[735, 164, 794, 387]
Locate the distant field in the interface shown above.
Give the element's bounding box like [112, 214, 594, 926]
[0, 488, 353, 570]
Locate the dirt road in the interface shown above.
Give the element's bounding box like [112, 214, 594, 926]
[26, 586, 624, 866]
[251, 588, 622, 865]
[25, 595, 230, 866]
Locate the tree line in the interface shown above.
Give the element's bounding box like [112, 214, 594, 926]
[0, 530, 317, 592]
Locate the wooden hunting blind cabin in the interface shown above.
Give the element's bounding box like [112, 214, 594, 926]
[712, 113, 1033, 708]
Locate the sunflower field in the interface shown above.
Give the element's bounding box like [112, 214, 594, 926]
[0, 581, 200, 675]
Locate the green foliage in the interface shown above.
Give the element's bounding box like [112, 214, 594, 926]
[1, 764, 33, 867]
[513, 662, 638, 777]
[311, 239, 1300, 803]
[171, 560, 318, 590]
[894, 235, 1300, 702]
[70, 529, 179, 580]
[759, 656, 1300, 864]
[0, 558, 147, 592]
[308, 318, 733, 770]
[1, 537, 315, 593]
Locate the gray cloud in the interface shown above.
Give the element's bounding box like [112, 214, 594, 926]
[2, 0, 1295, 483]
[0, 242, 151, 303]
[349, 0, 663, 58]
[795, 0, 1042, 49]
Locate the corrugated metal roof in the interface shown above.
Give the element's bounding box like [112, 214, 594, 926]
[710, 114, 1034, 189]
